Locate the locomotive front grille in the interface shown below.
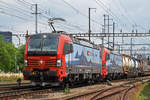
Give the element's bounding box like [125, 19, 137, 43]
[45, 59, 57, 67]
[28, 57, 57, 67]
[28, 59, 40, 67]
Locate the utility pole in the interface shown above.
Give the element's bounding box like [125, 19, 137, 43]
[25, 30, 29, 42]
[103, 14, 106, 34]
[130, 38, 133, 56]
[101, 38, 104, 49]
[108, 15, 109, 48]
[88, 8, 96, 41]
[32, 4, 41, 34]
[103, 14, 112, 49]
[102, 14, 106, 48]
[89, 8, 91, 41]
[35, 4, 38, 34]
[113, 22, 115, 50]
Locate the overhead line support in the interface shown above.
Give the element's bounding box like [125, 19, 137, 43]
[88, 8, 96, 41]
[69, 32, 150, 37]
[32, 4, 41, 34]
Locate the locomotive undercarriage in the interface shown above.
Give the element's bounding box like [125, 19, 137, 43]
[23, 68, 60, 86]
[106, 72, 143, 81]
[64, 66, 103, 85]
[106, 73, 124, 80]
[63, 73, 102, 86]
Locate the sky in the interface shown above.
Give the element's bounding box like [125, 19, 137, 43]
[0, 0, 150, 55]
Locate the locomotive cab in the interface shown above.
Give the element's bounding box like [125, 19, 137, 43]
[23, 33, 72, 86]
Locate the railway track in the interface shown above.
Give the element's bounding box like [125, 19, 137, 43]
[0, 82, 64, 99]
[90, 85, 132, 100]
[57, 76, 150, 100]
[0, 76, 149, 99]
[0, 86, 54, 99]
[62, 84, 132, 100]
[0, 82, 29, 87]
[121, 85, 135, 100]
[0, 82, 30, 92]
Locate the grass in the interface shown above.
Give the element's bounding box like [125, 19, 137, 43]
[64, 84, 70, 94]
[137, 82, 150, 100]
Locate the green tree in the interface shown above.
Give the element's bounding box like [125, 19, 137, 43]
[0, 35, 25, 72]
[16, 44, 25, 71]
[0, 36, 11, 72]
[6, 42, 17, 72]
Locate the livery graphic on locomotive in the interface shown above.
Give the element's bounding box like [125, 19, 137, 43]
[23, 32, 150, 86]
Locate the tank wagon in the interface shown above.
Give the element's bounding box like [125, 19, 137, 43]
[101, 49, 145, 80]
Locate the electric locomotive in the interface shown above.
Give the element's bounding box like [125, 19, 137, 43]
[23, 32, 102, 86]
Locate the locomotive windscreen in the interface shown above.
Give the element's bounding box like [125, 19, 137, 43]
[27, 33, 59, 56]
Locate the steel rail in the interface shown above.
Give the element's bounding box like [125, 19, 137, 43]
[0, 86, 51, 99]
[90, 85, 129, 100]
[121, 85, 135, 100]
[61, 76, 150, 100]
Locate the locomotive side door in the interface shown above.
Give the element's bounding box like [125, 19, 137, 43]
[64, 42, 73, 75]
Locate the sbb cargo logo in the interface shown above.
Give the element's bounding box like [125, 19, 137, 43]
[87, 51, 90, 56]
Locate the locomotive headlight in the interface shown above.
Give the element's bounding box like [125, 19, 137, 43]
[57, 59, 62, 67]
[24, 59, 28, 67]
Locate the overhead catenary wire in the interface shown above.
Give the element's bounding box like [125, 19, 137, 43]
[114, 0, 146, 31]
[0, 0, 75, 32]
[62, 0, 103, 27]
[0, 4, 33, 19]
[0, 1, 33, 14]
[0, 0, 103, 32]
[93, 0, 121, 22]
[16, 0, 87, 32]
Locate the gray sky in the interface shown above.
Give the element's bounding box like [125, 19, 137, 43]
[0, 0, 150, 55]
[0, 0, 149, 33]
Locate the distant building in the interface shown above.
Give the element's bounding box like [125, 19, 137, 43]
[0, 31, 12, 43]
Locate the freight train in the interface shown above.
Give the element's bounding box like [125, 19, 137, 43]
[23, 32, 149, 86]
